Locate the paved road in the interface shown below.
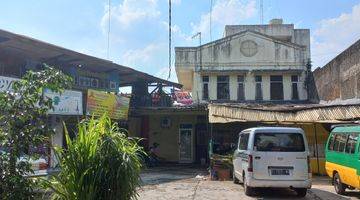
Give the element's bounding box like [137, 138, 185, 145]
[138, 166, 360, 200]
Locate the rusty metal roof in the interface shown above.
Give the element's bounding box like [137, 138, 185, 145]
[209, 103, 360, 123]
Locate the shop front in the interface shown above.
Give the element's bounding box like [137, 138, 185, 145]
[129, 106, 208, 164]
[208, 103, 360, 175]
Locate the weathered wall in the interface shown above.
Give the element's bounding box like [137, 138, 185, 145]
[297, 123, 329, 175]
[50, 116, 64, 168]
[148, 114, 200, 162]
[128, 117, 142, 137]
[128, 113, 204, 162]
[314, 39, 360, 101]
[175, 23, 310, 103]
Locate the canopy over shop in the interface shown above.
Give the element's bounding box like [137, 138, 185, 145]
[207, 103, 360, 175]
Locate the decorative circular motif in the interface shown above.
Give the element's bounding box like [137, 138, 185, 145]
[240, 40, 258, 57]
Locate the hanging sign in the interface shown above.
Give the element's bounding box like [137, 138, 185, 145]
[0, 76, 20, 92]
[44, 89, 83, 115]
[86, 89, 130, 120]
[174, 90, 193, 105]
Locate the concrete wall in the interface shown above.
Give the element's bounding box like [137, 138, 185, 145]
[313, 39, 360, 101]
[193, 72, 308, 102]
[128, 117, 142, 137]
[176, 32, 307, 70]
[224, 24, 294, 39]
[50, 116, 64, 168]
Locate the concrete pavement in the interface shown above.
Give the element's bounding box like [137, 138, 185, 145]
[138, 166, 360, 200]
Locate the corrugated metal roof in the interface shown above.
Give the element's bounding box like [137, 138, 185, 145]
[209, 103, 360, 123]
[130, 104, 208, 116]
[0, 29, 182, 88]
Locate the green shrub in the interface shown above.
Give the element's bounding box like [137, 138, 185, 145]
[0, 65, 72, 200]
[45, 115, 144, 200]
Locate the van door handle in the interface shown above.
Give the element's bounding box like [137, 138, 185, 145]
[255, 156, 261, 160]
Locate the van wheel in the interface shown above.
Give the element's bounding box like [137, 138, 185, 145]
[294, 188, 307, 197]
[233, 170, 239, 184]
[333, 173, 346, 195]
[243, 175, 254, 196]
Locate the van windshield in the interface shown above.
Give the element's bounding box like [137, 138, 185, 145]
[254, 132, 305, 152]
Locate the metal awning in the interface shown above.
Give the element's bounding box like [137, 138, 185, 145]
[198, 69, 249, 74]
[0, 29, 182, 88]
[208, 103, 360, 123]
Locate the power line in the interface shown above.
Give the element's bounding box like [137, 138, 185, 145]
[107, 0, 111, 59]
[312, 51, 341, 57]
[260, 0, 263, 24]
[210, 0, 213, 41]
[167, 0, 171, 80]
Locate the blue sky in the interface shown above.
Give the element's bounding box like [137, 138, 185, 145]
[1, 0, 360, 83]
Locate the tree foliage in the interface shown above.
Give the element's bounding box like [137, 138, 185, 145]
[0, 64, 72, 199]
[45, 115, 144, 200]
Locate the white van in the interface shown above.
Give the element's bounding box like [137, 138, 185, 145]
[232, 127, 312, 197]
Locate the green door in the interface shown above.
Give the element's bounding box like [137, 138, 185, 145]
[344, 133, 360, 188]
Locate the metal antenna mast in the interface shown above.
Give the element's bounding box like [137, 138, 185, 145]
[167, 0, 172, 80]
[192, 32, 202, 71]
[260, 0, 264, 24]
[107, 0, 111, 59]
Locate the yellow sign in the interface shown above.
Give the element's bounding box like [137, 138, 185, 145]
[86, 89, 130, 120]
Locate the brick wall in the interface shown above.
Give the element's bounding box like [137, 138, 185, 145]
[313, 39, 360, 101]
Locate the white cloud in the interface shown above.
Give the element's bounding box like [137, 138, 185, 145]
[172, 0, 181, 5]
[161, 21, 192, 42]
[312, 3, 360, 69]
[190, 0, 257, 40]
[121, 43, 165, 67]
[100, 0, 160, 32]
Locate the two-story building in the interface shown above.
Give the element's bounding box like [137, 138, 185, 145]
[176, 19, 310, 103]
[174, 19, 334, 174]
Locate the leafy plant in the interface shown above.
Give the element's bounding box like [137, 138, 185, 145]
[45, 114, 144, 200]
[0, 64, 72, 199]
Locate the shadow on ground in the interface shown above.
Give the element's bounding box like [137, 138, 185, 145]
[140, 165, 207, 186]
[309, 188, 360, 200]
[249, 188, 302, 199]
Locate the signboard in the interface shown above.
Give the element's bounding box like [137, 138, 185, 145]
[0, 76, 20, 92]
[44, 89, 83, 115]
[174, 90, 193, 105]
[86, 89, 130, 120]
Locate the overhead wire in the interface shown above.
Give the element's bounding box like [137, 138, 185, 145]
[210, 0, 213, 41]
[107, 0, 111, 60]
[260, 0, 263, 24]
[167, 0, 172, 80]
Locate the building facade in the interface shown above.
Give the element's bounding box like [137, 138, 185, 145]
[175, 19, 311, 103]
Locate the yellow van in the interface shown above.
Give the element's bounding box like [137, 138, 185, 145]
[325, 126, 360, 194]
